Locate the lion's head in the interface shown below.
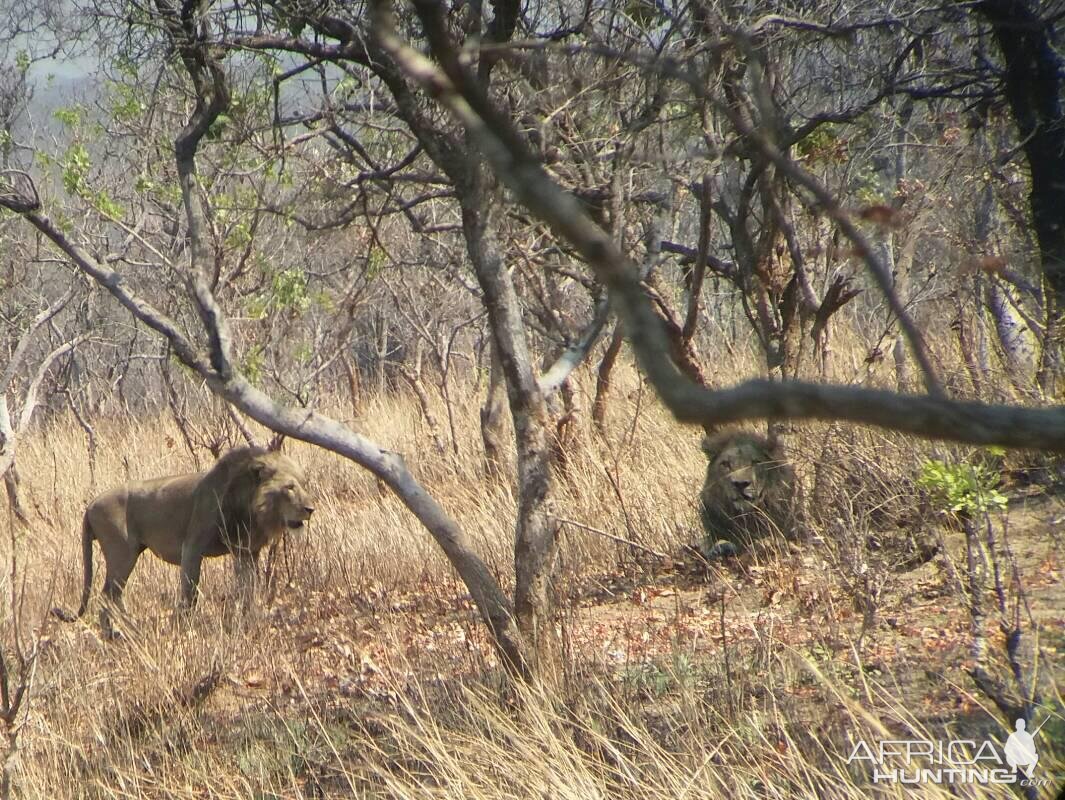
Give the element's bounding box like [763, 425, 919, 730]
[700, 432, 788, 512]
[201, 448, 315, 549]
[248, 451, 315, 533]
[698, 431, 797, 553]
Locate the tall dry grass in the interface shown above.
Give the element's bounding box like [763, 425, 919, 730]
[0, 324, 1060, 798]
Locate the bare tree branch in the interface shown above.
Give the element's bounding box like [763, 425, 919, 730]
[0, 285, 76, 394]
[1, 333, 89, 481]
[16, 335, 88, 433]
[373, 0, 1065, 452]
[538, 292, 609, 394]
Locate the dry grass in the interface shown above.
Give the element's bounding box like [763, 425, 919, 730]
[0, 344, 1062, 798]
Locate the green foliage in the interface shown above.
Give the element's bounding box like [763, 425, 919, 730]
[241, 345, 265, 383]
[311, 290, 335, 312]
[334, 76, 359, 99]
[53, 106, 84, 129]
[625, 0, 664, 28]
[918, 456, 1008, 517]
[61, 143, 91, 195]
[248, 268, 311, 318]
[225, 220, 252, 250]
[231, 86, 269, 116]
[271, 268, 310, 312]
[112, 54, 140, 80]
[109, 82, 147, 123]
[366, 247, 387, 280]
[94, 190, 123, 218]
[245, 296, 268, 320]
[60, 144, 124, 216]
[205, 113, 232, 141]
[15, 50, 30, 73]
[620, 653, 698, 697]
[796, 123, 847, 163]
[853, 165, 888, 207]
[134, 174, 155, 194]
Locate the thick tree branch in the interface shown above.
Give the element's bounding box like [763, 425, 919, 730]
[20, 211, 211, 373]
[158, 0, 234, 378]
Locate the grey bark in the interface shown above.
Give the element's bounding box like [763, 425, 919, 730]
[460, 171, 562, 680]
[479, 341, 508, 478]
[987, 281, 1039, 393]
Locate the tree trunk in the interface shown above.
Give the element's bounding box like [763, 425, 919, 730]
[374, 310, 390, 397]
[3, 467, 27, 526]
[551, 377, 579, 479]
[340, 352, 361, 417]
[954, 286, 986, 396]
[461, 172, 561, 683]
[978, 0, 1065, 396]
[891, 227, 924, 393]
[987, 281, 1039, 394]
[970, 138, 999, 400]
[591, 326, 624, 436]
[398, 341, 447, 455]
[479, 342, 509, 479]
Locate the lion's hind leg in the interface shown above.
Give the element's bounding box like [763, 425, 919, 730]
[99, 556, 142, 639]
[92, 520, 144, 638]
[52, 514, 98, 623]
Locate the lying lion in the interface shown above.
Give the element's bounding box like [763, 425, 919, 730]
[698, 430, 800, 558]
[57, 446, 314, 635]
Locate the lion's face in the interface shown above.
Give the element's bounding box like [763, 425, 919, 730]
[251, 453, 315, 532]
[702, 433, 784, 512]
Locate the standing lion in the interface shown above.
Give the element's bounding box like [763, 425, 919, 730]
[698, 431, 800, 558]
[57, 446, 314, 635]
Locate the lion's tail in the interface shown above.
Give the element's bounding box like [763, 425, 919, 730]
[76, 515, 94, 617]
[53, 515, 94, 622]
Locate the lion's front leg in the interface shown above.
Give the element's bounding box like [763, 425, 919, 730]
[233, 548, 260, 616]
[179, 542, 205, 609]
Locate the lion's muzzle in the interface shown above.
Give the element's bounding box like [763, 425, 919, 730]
[732, 480, 756, 502]
[286, 504, 314, 530]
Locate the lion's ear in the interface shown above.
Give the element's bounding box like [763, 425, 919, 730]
[701, 433, 728, 460]
[251, 461, 277, 481]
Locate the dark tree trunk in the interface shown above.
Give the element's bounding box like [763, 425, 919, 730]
[977, 0, 1065, 394]
[3, 467, 28, 526]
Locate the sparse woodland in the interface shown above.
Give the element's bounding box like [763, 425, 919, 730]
[0, 1, 1063, 797]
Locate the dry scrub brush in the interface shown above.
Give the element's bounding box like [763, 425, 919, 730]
[0, 330, 1061, 797]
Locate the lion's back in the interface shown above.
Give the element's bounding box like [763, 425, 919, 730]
[82, 472, 201, 564]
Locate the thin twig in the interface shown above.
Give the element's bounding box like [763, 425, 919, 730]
[556, 517, 669, 560]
